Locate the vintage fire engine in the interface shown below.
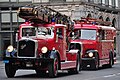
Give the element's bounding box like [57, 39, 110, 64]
[69, 18, 116, 70]
[3, 5, 81, 78]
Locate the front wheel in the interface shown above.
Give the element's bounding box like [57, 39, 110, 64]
[93, 53, 99, 70]
[48, 57, 59, 78]
[5, 63, 16, 78]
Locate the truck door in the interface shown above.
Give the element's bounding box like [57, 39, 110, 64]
[56, 27, 66, 61]
[100, 30, 109, 59]
[98, 30, 106, 59]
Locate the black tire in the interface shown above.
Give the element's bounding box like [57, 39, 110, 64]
[108, 53, 113, 68]
[35, 70, 46, 76]
[48, 57, 59, 78]
[93, 53, 99, 70]
[5, 63, 16, 78]
[68, 54, 81, 74]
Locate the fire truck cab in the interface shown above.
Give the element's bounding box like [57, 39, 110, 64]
[69, 19, 116, 70]
[3, 5, 81, 78]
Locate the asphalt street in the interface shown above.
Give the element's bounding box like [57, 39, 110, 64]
[0, 56, 120, 80]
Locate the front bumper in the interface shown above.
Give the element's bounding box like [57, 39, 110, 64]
[3, 57, 54, 69]
[81, 58, 96, 69]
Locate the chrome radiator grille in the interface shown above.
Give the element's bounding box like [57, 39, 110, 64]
[18, 40, 35, 57]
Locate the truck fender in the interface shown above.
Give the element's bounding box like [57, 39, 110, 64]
[49, 50, 58, 59]
[49, 50, 61, 69]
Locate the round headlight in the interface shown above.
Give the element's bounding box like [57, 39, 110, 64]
[7, 45, 14, 53]
[41, 47, 48, 53]
[88, 52, 93, 57]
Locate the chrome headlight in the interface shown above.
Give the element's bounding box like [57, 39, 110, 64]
[41, 47, 48, 53]
[7, 45, 14, 53]
[88, 52, 93, 57]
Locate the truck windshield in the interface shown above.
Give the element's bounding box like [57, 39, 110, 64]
[37, 27, 54, 38]
[22, 27, 54, 38]
[22, 27, 36, 37]
[81, 29, 96, 40]
[72, 29, 96, 40]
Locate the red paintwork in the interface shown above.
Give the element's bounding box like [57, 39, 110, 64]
[66, 52, 77, 61]
[18, 22, 77, 69]
[71, 23, 116, 66]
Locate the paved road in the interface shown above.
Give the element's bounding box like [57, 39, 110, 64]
[0, 59, 120, 80]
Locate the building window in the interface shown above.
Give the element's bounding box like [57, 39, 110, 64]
[105, 0, 109, 6]
[99, 16, 103, 21]
[87, 13, 92, 18]
[112, 18, 116, 27]
[2, 13, 10, 23]
[41, 0, 49, 2]
[88, 0, 94, 3]
[0, 0, 9, 2]
[11, 0, 17, 2]
[50, 0, 66, 2]
[32, 0, 49, 3]
[0, 0, 32, 2]
[18, 0, 32, 2]
[106, 17, 110, 21]
[98, 0, 102, 4]
[12, 13, 17, 22]
[94, 0, 99, 4]
[115, 0, 118, 8]
[66, 0, 72, 2]
[111, 0, 115, 8]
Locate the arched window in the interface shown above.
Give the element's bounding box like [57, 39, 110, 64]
[99, 16, 103, 21]
[106, 17, 110, 21]
[87, 14, 92, 18]
[112, 18, 116, 27]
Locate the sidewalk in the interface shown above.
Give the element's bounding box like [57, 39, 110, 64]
[116, 55, 120, 63]
[0, 62, 4, 68]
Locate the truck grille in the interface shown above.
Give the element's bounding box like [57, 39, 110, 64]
[18, 40, 35, 57]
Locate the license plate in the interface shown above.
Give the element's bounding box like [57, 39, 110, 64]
[3, 60, 9, 63]
[26, 62, 33, 67]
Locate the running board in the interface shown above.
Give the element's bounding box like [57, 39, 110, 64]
[99, 59, 109, 66]
[61, 61, 76, 70]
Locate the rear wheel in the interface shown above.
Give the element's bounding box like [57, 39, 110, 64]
[5, 63, 16, 78]
[35, 70, 46, 76]
[48, 57, 59, 78]
[108, 53, 113, 68]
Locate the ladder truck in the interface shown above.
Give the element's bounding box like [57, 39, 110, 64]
[69, 17, 116, 70]
[3, 5, 81, 78]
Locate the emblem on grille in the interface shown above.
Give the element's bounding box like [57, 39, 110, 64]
[21, 44, 26, 49]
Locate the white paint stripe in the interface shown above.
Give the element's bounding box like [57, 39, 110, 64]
[84, 73, 120, 80]
[104, 74, 116, 78]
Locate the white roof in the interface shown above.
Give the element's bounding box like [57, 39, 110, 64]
[55, 24, 67, 27]
[98, 25, 116, 30]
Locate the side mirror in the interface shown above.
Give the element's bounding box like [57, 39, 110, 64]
[70, 32, 74, 37]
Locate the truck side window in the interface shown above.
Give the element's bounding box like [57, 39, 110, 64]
[101, 30, 105, 40]
[57, 28, 63, 39]
[99, 30, 105, 40]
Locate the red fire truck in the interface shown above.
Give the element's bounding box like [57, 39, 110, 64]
[3, 5, 81, 78]
[69, 18, 116, 70]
